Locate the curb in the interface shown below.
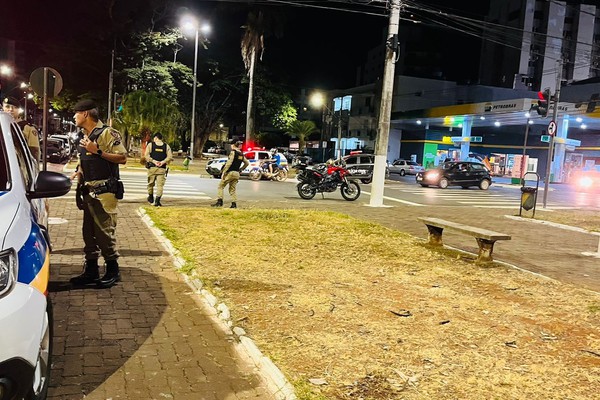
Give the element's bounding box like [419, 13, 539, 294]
[136, 207, 297, 400]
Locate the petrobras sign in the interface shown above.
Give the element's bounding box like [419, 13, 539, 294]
[481, 99, 529, 113]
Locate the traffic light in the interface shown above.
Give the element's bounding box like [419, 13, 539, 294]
[536, 89, 550, 117]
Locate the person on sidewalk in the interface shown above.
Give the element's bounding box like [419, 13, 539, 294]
[145, 132, 173, 207]
[69, 99, 127, 289]
[3, 97, 40, 162]
[211, 139, 249, 209]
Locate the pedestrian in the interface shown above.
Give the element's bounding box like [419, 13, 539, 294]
[3, 97, 40, 162]
[211, 139, 249, 209]
[69, 99, 127, 289]
[145, 132, 173, 207]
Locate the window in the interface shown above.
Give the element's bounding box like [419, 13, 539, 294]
[11, 123, 35, 190]
[471, 164, 485, 171]
[0, 134, 9, 191]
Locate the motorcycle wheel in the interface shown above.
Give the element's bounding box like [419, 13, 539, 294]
[275, 169, 288, 182]
[297, 183, 316, 200]
[340, 181, 361, 201]
[249, 169, 262, 181]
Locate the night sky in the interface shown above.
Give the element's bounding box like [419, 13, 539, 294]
[2, 0, 489, 96]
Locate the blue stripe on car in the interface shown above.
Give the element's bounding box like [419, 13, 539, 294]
[17, 222, 48, 285]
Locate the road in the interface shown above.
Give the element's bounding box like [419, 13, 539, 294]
[99, 169, 599, 211]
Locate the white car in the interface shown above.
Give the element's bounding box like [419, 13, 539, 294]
[0, 111, 71, 400]
[205, 150, 287, 178]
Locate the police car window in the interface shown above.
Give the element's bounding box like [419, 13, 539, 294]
[346, 156, 358, 164]
[0, 135, 9, 191]
[258, 152, 270, 160]
[11, 123, 34, 189]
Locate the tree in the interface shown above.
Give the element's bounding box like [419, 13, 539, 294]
[286, 120, 318, 153]
[241, 9, 284, 146]
[113, 90, 182, 156]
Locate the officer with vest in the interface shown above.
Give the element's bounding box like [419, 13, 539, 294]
[3, 97, 40, 162]
[69, 99, 127, 289]
[211, 139, 249, 208]
[145, 132, 173, 207]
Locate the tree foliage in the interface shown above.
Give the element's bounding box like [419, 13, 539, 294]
[286, 120, 318, 153]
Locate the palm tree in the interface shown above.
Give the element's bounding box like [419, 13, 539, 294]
[286, 120, 318, 154]
[241, 9, 283, 146]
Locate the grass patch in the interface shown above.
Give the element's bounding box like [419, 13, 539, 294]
[533, 210, 600, 232]
[147, 207, 600, 399]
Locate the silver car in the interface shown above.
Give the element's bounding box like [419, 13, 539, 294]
[389, 159, 425, 176]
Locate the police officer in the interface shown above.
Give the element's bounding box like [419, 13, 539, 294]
[211, 139, 249, 208]
[145, 132, 172, 207]
[3, 97, 40, 161]
[69, 99, 127, 289]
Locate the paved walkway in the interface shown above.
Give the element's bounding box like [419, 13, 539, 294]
[46, 174, 599, 399]
[47, 197, 278, 400]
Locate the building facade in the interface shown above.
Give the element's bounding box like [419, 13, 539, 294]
[480, 0, 600, 92]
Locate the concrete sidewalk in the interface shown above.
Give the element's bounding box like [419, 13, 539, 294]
[47, 197, 279, 400]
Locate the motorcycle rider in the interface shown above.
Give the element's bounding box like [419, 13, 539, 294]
[267, 148, 282, 178]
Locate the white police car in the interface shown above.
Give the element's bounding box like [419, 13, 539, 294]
[0, 111, 71, 399]
[205, 150, 286, 178]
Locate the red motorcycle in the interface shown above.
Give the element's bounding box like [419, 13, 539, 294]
[295, 161, 361, 201]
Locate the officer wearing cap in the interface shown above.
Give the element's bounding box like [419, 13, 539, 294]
[144, 132, 173, 207]
[211, 139, 249, 208]
[70, 99, 127, 289]
[3, 97, 40, 161]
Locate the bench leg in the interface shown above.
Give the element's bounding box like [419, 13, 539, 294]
[475, 238, 496, 263]
[425, 225, 444, 246]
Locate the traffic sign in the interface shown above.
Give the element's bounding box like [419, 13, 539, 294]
[547, 120, 557, 136]
[449, 136, 482, 143]
[541, 135, 551, 143]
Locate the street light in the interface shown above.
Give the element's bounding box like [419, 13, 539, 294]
[180, 15, 210, 160]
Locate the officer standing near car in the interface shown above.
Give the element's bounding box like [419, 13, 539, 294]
[211, 139, 249, 208]
[3, 97, 40, 162]
[145, 132, 172, 207]
[69, 99, 127, 289]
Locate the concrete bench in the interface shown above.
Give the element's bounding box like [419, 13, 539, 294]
[418, 217, 511, 263]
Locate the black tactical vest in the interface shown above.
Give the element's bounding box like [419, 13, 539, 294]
[79, 125, 119, 182]
[149, 142, 167, 167]
[225, 150, 244, 173]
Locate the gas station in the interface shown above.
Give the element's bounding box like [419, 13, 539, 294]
[390, 97, 600, 183]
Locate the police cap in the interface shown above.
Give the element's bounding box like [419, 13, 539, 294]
[3, 97, 20, 107]
[72, 99, 97, 112]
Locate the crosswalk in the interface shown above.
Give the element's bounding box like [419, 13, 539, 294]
[67, 175, 212, 203]
[384, 185, 573, 209]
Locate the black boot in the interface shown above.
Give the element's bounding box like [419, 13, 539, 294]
[97, 260, 121, 289]
[211, 199, 223, 207]
[154, 196, 162, 207]
[70, 259, 100, 287]
[147, 194, 154, 204]
[230, 202, 237, 208]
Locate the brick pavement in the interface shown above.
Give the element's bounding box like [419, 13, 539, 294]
[47, 197, 278, 400]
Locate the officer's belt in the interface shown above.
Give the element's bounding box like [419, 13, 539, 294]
[84, 180, 110, 195]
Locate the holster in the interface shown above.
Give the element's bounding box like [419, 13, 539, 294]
[75, 184, 86, 210]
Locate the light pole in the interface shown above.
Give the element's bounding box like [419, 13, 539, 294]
[181, 15, 210, 160]
[310, 92, 332, 162]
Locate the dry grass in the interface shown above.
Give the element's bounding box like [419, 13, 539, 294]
[145, 207, 600, 400]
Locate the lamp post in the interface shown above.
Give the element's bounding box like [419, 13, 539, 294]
[181, 15, 210, 160]
[310, 92, 333, 162]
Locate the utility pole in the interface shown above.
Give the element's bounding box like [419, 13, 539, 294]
[542, 59, 563, 208]
[107, 48, 115, 126]
[336, 109, 343, 160]
[369, 0, 401, 207]
[520, 118, 531, 178]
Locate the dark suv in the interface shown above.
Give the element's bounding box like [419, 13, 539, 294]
[416, 161, 492, 190]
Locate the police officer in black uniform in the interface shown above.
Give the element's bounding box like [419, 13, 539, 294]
[69, 99, 127, 288]
[145, 132, 173, 207]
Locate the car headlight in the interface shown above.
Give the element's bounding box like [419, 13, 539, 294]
[0, 248, 17, 298]
[426, 171, 439, 179]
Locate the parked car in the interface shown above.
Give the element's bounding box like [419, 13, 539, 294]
[416, 161, 492, 189]
[0, 111, 71, 400]
[49, 134, 74, 158]
[342, 152, 389, 184]
[45, 138, 69, 164]
[389, 159, 425, 176]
